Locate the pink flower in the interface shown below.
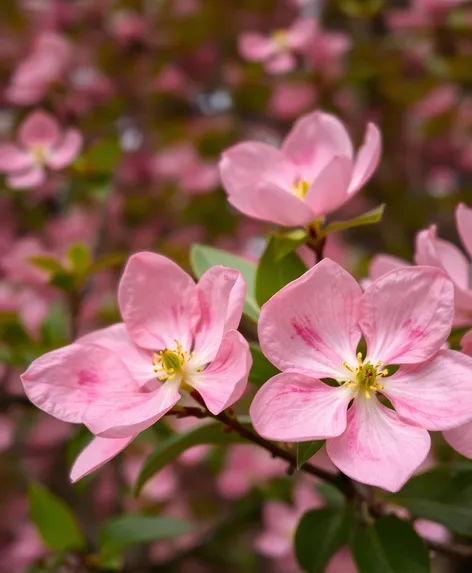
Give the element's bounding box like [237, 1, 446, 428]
[21, 253, 251, 481]
[250, 259, 472, 492]
[219, 111, 381, 227]
[239, 19, 316, 74]
[270, 82, 317, 119]
[0, 111, 82, 189]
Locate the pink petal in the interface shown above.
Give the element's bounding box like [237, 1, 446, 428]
[281, 111, 354, 180]
[83, 379, 180, 438]
[327, 396, 431, 492]
[250, 372, 351, 442]
[7, 165, 45, 189]
[304, 155, 352, 217]
[348, 123, 382, 194]
[70, 436, 135, 482]
[0, 144, 32, 173]
[369, 254, 409, 281]
[190, 330, 251, 415]
[456, 202, 472, 259]
[21, 343, 139, 424]
[382, 350, 472, 431]
[18, 110, 60, 149]
[258, 258, 362, 378]
[265, 53, 296, 74]
[118, 252, 199, 351]
[287, 18, 317, 50]
[193, 266, 245, 363]
[443, 421, 472, 459]
[238, 33, 275, 61]
[360, 266, 454, 365]
[47, 129, 83, 169]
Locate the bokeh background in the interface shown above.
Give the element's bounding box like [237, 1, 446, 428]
[1, 0, 472, 571]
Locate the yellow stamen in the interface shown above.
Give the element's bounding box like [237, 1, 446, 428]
[271, 29, 288, 50]
[292, 179, 310, 199]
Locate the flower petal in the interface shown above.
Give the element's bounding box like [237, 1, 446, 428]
[304, 155, 352, 218]
[369, 254, 409, 281]
[70, 436, 135, 482]
[348, 123, 382, 194]
[250, 372, 351, 442]
[287, 18, 317, 50]
[21, 343, 139, 424]
[0, 144, 32, 173]
[18, 110, 60, 149]
[238, 33, 275, 61]
[193, 267, 246, 363]
[258, 258, 362, 379]
[382, 350, 472, 431]
[265, 52, 296, 74]
[361, 266, 454, 365]
[47, 129, 83, 169]
[327, 396, 431, 492]
[456, 202, 472, 260]
[118, 252, 199, 351]
[190, 330, 251, 414]
[7, 165, 45, 189]
[443, 422, 472, 459]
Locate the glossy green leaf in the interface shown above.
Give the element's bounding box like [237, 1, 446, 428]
[67, 243, 90, 275]
[28, 255, 64, 274]
[323, 204, 385, 234]
[136, 417, 253, 495]
[296, 440, 324, 470]
[29, 483, 86, 552]
[190, 244, 259, 321]
[295, 506, 354, 572]
[351, 516, 430, 573]
[249, 343, 279, 387]
[272, 229, 308, 261]
[255, 235, 306, 307]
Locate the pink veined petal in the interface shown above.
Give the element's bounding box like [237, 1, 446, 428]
[18, 110, 60, 149]
[281, 111, 354, 181]
[462, 330, 472, 356]
[7, 165, 45, 189]
[47, 129, 83, 169]
[327, 396, 431, 492]
[265, 52, 296, 74]
[250, 371, 351, 442]
[382, 350, 472, 431]
[348, 123, 382, 194]
[190, 330, 251, 415]
[21, 343, 139, 424]
[118, 252, 199, 351]
[70, 435, 135, 482]
[369, 254, 410, 281]
[78, 323, 155, 389]
[83, 379, 181, 438]
[443, 421, 472, 459]
[258, 258, 362, 378]
[304, 155, 353, 218]
[238, 32, 276, 61]
[360, 266, 454, 365]
[193, 266, 246, 363]
[456, 202, 472, 260]
[287, 18, 317, 50]
[0, 144, 33, 173]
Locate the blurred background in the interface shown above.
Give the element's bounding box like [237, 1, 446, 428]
[0, 0, 472, 571]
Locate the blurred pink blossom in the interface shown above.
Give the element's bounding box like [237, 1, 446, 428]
[270, 83, 317, 119]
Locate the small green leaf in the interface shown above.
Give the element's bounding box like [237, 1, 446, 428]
[249, 343, 279, 387]
[28, 255, 64, 274]
[136, 417, 253, 494]
[86, 252, 126, 277]
[41, 303, 68, 348]
[50, 271, 76, 292]
[295, 506, 354, 572]
[272, 229, 308, 261]
[255, 235, 306, 307]
[296, 440, 324, 470]
[190, 244, 259, 321]
[29, 483, 86, 552]
[324, 204, 385, 234]
[351, 516, 430, 573]
[67, 243, 90, 275]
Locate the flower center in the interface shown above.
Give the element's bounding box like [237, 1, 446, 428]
[271, 29, 289, 50]
[30, 144, 48, 165]
[292, 179, 310, 199]
[343, 352, 388, 399]
[152, 340, 191, 382]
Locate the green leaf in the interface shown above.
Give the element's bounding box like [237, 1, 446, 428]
[136, 417, 253, 495]
[296, 440, 324, 470]
[351, 516, 430, 573]
[81, 139, 121, 173]
[190, 244, 259, 321]
[249, 343, 279, 387]
[28, 483, 86, 552]
[255, 235, 306, 307]
[67, 243, 90, 275]
[393, 467, 472, 536]
[86, 252, 126, 277]
[99, 514, 192, 568]
[28, 255, 64, 274]
[41, 303, 68, 348]
[50, 271, 76, 292]
[295, 506, 354, 572]
[324, 204, 385, 234]
[272, 229, 308, 261]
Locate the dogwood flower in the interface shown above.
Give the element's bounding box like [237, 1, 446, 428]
[250, 259, 472, 492]
[21, 253, 251, 481]
[0, 110, 82, 189]
[219, 111, 381, 227]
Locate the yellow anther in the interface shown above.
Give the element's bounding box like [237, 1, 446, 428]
[343, 361, 354, 373]
[272, 29, 288, 50]
[292, 179, 310, 199]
